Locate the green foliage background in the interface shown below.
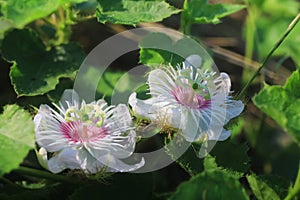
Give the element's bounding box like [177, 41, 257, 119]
[0, 0, 299, 199]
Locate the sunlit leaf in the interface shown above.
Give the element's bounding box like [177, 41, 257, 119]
[1, 29, 85, 96]
[1, 0, 88, 28]
[182, 0, 245, 24]
[2, 0, 60, 28]
[203, 154, 218, 171]
[253, 70, 300, 144]
[0, 105, 34, 176]
[96, 0, 181, 26]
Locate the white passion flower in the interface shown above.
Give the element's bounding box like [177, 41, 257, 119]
[34, 90, 144, 173]
[129, 55, 244, 142]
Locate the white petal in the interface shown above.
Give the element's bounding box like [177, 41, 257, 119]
[107, 104, 132, 132]
[77, 148, 105, 173]
[165, 106, 182, 129]
[34, 105, 68, 152]
[128, 92, 158, 120]
[33, 111, 43, 130]
[204, 126, 231, 141]
[184, 54, 202, 68]
[60, 89, 80, 110]
[47, 148, 81, 173]
[96, 153, 145, 172]
[225, 100, 244, 123]
[108, 130, 136, 158]
[181, 111, 201, 142]
[148, 69, 175, 96]
[36, 148, 49, 170]
[220, 72, 231, 94]
[87, 130, 136, 159]
[218, 129, 231, 141]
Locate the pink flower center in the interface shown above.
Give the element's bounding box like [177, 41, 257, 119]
[60, 121, 109, 143]
[171, 86, 210, 110]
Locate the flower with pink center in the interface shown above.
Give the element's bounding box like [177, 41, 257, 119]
[34, 90, 144, 173]
[171, 86, 210, 110]
[129, 55, 244, 142]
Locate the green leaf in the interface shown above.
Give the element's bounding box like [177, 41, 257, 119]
[0, 18, 14, 40]
[0, 105, 34, 176]
[95, 69, 150, 103]
[169, 170, 249, 200]
[2, 0, 60, 28]
[182, 0, 245, 24]
[258, 0, 299, 18]
[258, 175, 290, 199]
[139, 32, 184, 67]
[285, 100, 300, 140]
[252, 85, 288, 128]
[250, 1, 300, 66]
[253, 70, 300, 144]
[203, 154, 218, 171]
[139, 32, 213, 67]
[47, 78, 75, 102]
[166, 141, 204, 176]
[247, 174, 281, 200]
[210, 140, 250, 173]
[1, 0, 88, 28]
[1, 29, 85, 96]
[284, 69, 300, 98]
[228, 117, 245, 139]
[62, 0, 88, 3]
[96, 71, 126, 98]
[96, 0, 181, 26]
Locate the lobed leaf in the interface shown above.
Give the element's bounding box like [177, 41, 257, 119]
[2, 0, 60, 28]
[96, 0, 181, 26]
[253, 70, 300, 144]
[0, 105, 35, 176]
[210, 140, 250, 173]
[1, 0, 88, 29]
[1, 29, 85, 96]
[182, 0, 245, 24]
[169, 169, 249, 200]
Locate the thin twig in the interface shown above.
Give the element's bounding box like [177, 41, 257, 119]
[237, 13, 300, 99]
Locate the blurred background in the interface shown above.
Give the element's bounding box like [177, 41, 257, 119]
[0, 0, 299, 199]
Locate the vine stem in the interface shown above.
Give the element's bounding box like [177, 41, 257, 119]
[13, 166, 84, 185]
[237, 13, 300, 100]
[285, 164, 300, 200]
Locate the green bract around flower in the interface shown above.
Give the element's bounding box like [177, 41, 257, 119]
[129, 55, 244, 142]
[34, 90, 144, 173]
